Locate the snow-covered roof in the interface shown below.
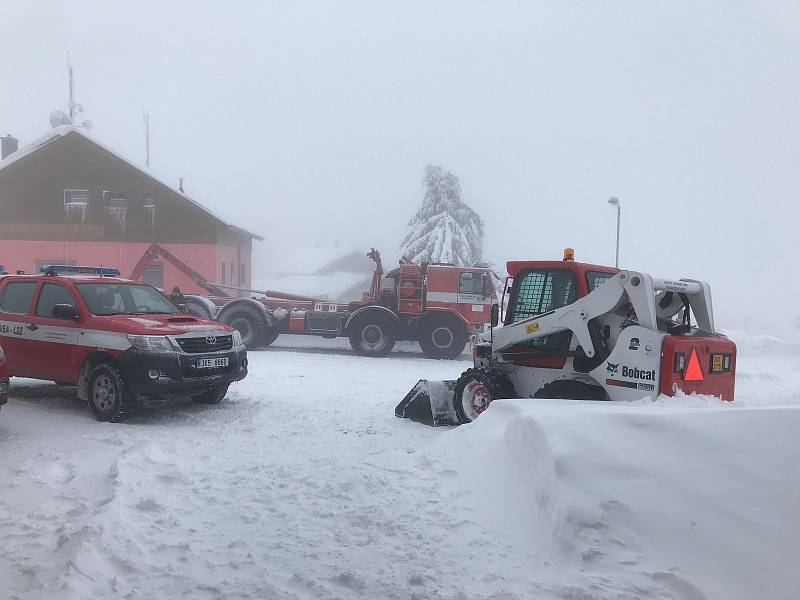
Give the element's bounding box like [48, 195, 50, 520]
[0, 126, 262, 241]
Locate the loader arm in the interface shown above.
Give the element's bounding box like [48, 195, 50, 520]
[129, 243, 231, 298]
[491, 271, 715, 357]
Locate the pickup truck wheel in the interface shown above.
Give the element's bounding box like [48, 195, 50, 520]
[453, 368, 516, 424]
[419, 315, 469, 359]
[192, 384, 229, 405]
[223, 306, 266, 349]
[87, 363, 134, 422]
[348, 313, 396, 357]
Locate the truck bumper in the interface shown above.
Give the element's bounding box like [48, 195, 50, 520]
[118, 348, 248, 396]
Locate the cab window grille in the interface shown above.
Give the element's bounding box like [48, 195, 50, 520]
[509, 269, 576, 351]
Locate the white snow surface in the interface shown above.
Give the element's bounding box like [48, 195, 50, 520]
[1, 331, 798, 600]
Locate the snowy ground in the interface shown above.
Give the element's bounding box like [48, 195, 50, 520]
[1, 332, 799, 600]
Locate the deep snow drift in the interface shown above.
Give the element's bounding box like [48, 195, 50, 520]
[0, 331, 798, 599]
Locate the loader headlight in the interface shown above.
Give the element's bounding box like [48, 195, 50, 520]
[127, 335, 176, 352]
[231, 330, 244, 348]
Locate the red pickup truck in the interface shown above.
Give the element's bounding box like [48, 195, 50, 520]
[0, 266, 248, 422]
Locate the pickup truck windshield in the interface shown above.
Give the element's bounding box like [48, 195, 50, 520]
[76, 283, 181, 316]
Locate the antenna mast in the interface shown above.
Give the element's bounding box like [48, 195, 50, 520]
[144, 111, 151, 167]
[67, 53, 76, 123]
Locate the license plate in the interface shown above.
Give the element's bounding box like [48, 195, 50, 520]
[197, 357, 229, 369]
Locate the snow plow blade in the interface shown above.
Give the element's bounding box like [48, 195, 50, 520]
[394, 379, 459, 426]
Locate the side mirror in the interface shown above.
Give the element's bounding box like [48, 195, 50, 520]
[52, 304, 79, 321]
[490, 304, 499, 328]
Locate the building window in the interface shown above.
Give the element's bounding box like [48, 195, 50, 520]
[239, 262, 246, 286]
[221, 262, 226, 285]
[103, 192, 128, 236]
[64, 189, 89, 224]
[142, 260, 164, 289]
[143, 197, 156, 231]
[230, 262, 236, 287]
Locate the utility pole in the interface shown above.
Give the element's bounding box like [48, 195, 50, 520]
[67, 53, 75, 123]
[608, 197, 621, 268]
[144, 111, 151, 167]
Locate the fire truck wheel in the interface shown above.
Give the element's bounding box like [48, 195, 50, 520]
[419, 315, 469, 359]
[348, 313, 397, 357]
[225, 306, 267, 349]
[453, 368, 516, 424]
[184, 298, 213, 319]
[87, 363, 134, 422]
[258, 327, 280, 347]
[192, 384, 229, 404]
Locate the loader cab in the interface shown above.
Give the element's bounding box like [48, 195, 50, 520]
[502, 260, 618, 368]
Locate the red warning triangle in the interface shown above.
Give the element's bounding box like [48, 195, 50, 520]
[684, 349, 704, 381]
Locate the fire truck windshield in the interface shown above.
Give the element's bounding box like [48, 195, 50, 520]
[76, 283, 181, 316]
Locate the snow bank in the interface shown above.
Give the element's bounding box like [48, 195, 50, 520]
[428, 399, 800, 599]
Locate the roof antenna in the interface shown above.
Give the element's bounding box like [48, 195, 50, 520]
[48, 54, 93, 130]
[143, 111, 150, 168]
[179, 177, 184, 193]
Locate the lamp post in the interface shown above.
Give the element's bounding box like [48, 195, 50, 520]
[608, 197, 620, 268]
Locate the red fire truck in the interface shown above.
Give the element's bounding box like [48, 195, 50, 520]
[130, 246, 497, 359]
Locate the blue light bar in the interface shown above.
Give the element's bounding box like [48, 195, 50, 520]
[40, 265, 121, 276]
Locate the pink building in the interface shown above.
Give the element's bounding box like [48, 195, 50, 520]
[0, 127, 261, 294]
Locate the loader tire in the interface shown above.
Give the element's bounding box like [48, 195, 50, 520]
[418, 315, 469, 360]
[453, 368, 516, 424]
[533, 380, 607, 401]
[348, 313, 396, 357]
[223, 305, 267, 349]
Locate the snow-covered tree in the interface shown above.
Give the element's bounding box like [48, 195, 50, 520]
[399, 164, 484, 266]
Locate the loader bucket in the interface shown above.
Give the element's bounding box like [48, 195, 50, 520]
[395, 379, 459, 426]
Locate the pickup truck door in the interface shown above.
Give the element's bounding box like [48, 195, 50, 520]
[0, 280, 39, 377]
[24, 282, 82, 382]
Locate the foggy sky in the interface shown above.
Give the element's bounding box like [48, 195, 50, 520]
[2, 1, 799, 333]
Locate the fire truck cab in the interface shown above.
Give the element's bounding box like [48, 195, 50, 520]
[0, 265, 248, 422]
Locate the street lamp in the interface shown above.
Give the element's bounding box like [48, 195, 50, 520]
[608, 197, 620, 268]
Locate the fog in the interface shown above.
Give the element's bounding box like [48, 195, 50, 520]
[2, 1, 798, 335]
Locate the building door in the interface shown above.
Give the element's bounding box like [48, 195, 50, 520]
[142, 261, 164, 289]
